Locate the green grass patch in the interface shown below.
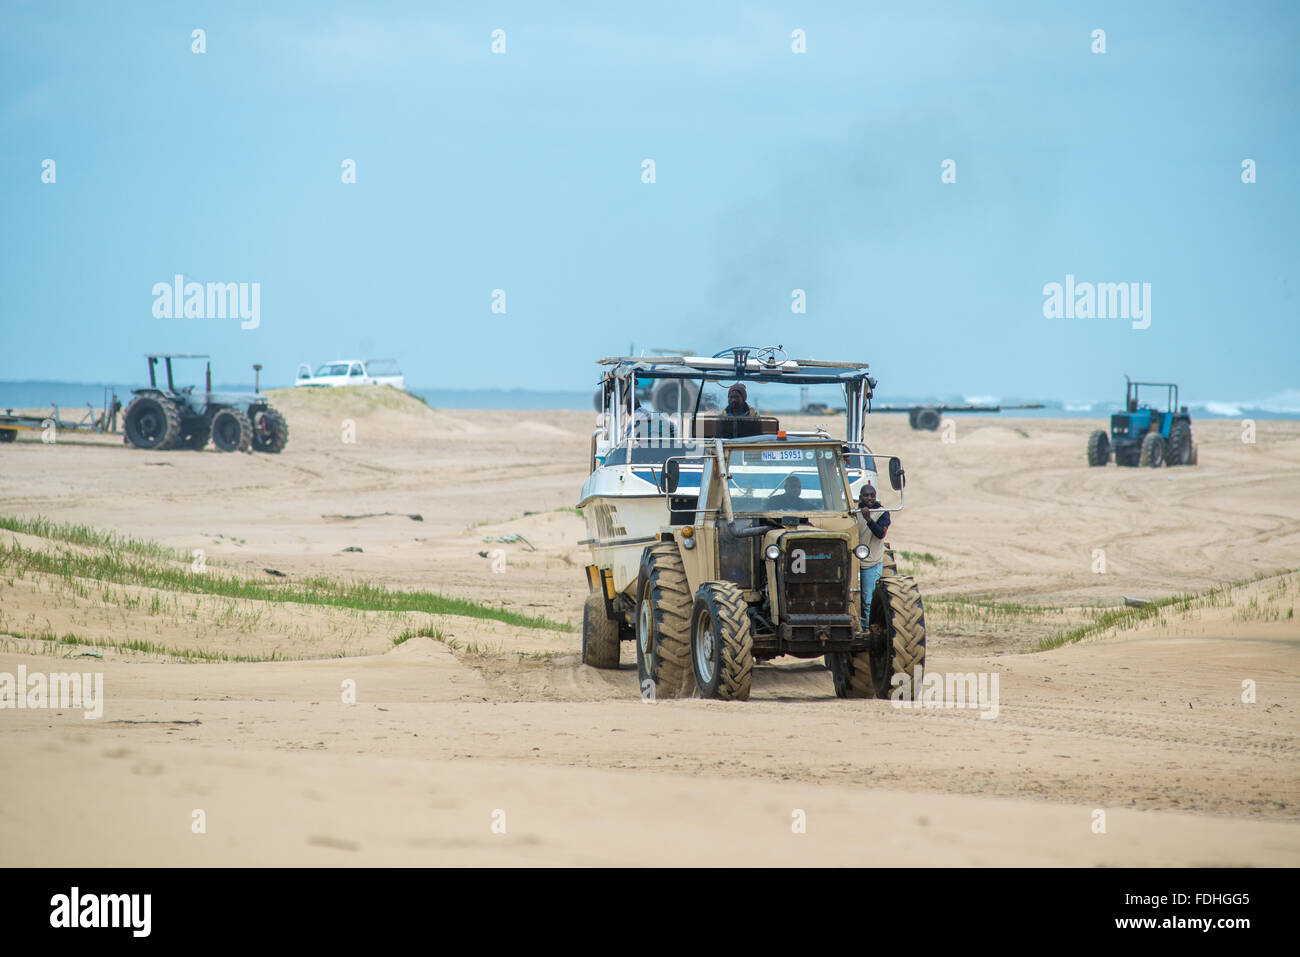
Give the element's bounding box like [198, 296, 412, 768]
[1034, 568, 1299, 652]
[0, 516, 574, 633]
[393, 623, 445, 646]
[896, 549, 945, 568]
[1035, 593, 1198, 652]
[927, 595, 1062, 621]
[0, 514, 186, 562]
[1, 627, 289, 663]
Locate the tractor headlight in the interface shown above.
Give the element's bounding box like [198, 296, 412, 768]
[764, 544, 781, 561]
[854, 544, 870, 561]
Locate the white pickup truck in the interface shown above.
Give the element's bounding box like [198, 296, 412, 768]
[294, 359, 406, 390]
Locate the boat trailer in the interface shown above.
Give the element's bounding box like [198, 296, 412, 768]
[0, 389, 121, 443]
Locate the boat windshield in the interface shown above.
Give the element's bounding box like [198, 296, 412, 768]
[724, 447, 850, 514]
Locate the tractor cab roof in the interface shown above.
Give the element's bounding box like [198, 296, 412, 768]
[1124, 377, 1181, 414]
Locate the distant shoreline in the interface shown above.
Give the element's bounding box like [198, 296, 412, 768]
[2, 380, 1298, 420]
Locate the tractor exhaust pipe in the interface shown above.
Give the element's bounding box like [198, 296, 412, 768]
[205, 362, 211, 394]
[253, 364, 262, 393]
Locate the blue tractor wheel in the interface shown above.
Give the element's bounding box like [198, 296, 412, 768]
[1139, 432, 1164, 468]
[1086, 430, 1109, 466]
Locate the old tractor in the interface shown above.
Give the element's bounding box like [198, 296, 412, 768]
[578, 348, 924, 700]
[1087, 377, 1194, 468]
[122, 354, 289, 453]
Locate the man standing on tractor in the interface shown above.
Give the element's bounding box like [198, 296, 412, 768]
[856, 483, 892, 625]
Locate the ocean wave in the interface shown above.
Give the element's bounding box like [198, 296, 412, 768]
[1250, 389, 1300, 415]
[1201, 401, 1244, 417]
[1189, 390, 1300, 416]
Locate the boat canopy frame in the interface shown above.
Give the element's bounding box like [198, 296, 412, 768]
[595, 349, 877, 446]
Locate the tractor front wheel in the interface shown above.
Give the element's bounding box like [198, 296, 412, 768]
[1139, 431, 1164, 468]
[829, 575, 926, 699]
[690, 581, 753, 700]
[251, 407, 290, 453]
[210, 408, 252, 452]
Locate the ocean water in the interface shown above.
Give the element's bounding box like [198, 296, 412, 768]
[1, 380, 1296, 420]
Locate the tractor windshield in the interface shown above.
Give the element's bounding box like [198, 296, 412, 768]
[724, 447, 850, 514]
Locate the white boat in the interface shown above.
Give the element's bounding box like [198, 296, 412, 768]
[294, 359, 406, 390]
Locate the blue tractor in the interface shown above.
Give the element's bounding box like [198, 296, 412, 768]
[1087, 377, 1194, 468]
[122, 354, 289, 453]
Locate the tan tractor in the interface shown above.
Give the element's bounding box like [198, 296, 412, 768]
[582, 427, 925, 700]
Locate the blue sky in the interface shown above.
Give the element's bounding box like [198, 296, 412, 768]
[1, 0, 1296, 403]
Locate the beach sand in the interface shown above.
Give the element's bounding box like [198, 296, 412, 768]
[1, 387, 1297, 865]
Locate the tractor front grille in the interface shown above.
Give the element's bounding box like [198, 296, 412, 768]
[782, 538, 849, 617]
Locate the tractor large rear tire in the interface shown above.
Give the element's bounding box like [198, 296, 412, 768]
[251, 407, 290, 453]
[581, 591, 621, 669]
[690, 581, 753, 700]
[123, 394, 181, 450]
[1166, 421, 1192, 466]
[1086, 429, 1110, 466]
[1139, 431, 1164, 468]
[210, 407, 252, 452]
[634, 544, 692, 700]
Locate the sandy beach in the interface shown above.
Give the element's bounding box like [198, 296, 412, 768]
[1, 387, 1297, 865]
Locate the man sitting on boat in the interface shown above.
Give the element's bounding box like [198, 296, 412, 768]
[725, 383, 757, 416]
